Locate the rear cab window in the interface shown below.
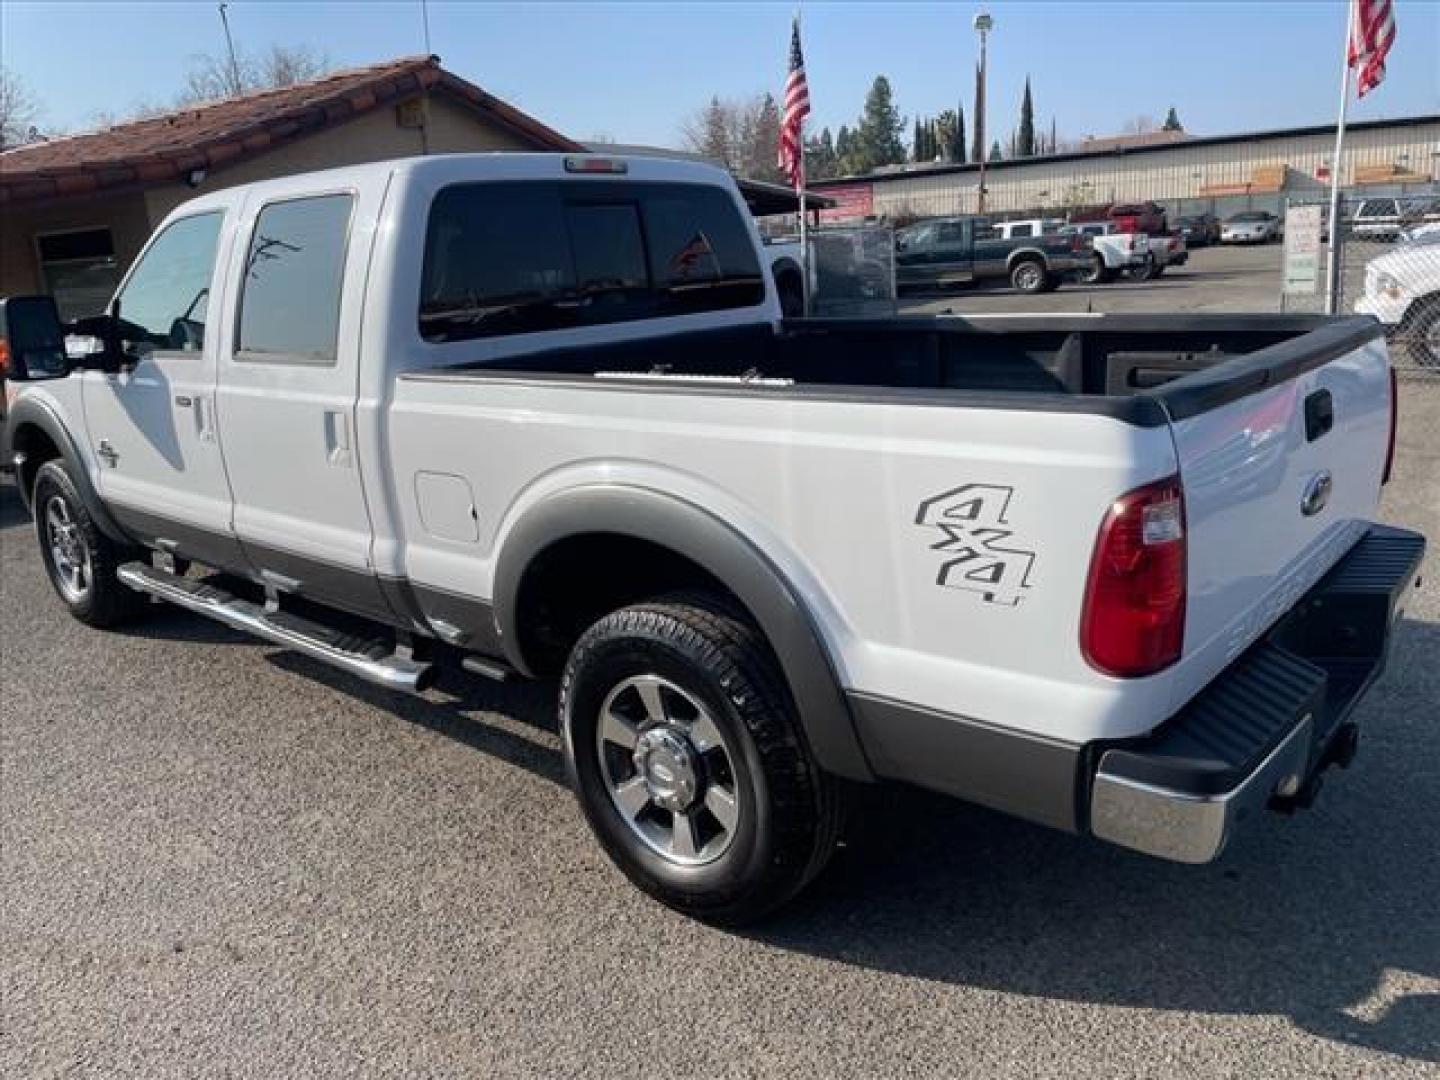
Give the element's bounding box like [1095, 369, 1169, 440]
[237, 193, 354, 364]
[419, 181, 765, 342]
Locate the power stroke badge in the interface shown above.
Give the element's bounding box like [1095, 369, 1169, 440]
[915, 484, 1036, 606]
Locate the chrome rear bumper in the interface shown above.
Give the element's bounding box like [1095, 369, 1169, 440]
[1087, 524, 1424, 864]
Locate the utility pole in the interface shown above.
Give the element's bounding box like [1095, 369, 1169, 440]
[973, 10, 993, 215]
[218, 3, 243, 97]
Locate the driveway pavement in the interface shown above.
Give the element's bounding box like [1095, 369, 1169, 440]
[3, 385, 1437, 1079]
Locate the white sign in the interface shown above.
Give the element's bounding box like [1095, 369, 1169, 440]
[1283, 205, 1324, 295]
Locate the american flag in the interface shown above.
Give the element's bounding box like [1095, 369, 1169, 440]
[1348, 0, 1396, 98]
[778, 17, 810, 191]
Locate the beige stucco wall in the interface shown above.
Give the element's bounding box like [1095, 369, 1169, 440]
[1, 92, 548, 300]
[0, 191, 152, 300]
[143, 94, 535, 222]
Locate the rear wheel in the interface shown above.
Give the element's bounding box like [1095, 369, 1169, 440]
[1080, 254, 1114, 285]
[1400, 298, 1440, 369]
[1010, 258, 1048, 294]
[32, 460, 147, 627]
[560, 593, 842, 924]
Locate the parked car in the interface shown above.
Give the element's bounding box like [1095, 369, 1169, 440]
[1354, 229, 1440, 368]
[1063, 221, 1151, 284]
[3, 153, 1424, 923]
[895, 216, 1088, 293]
[1221, 211, 1281, 244]
[1349, 196, 1440, 242]
[1176, 213, 1221, 246]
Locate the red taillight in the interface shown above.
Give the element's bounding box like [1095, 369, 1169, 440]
[0, 337, 10, 377]
[1382, 366, 1397, 485]
[1080, 476, 1187, 678]
[563, 156, 628, 174]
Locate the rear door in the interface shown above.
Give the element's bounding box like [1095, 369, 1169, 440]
[1162, 326, 1392, 711]
[80, 208, 241, 568]
[215, 180, 391, 620]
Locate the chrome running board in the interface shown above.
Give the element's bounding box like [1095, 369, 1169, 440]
[117, 562, 435, 695]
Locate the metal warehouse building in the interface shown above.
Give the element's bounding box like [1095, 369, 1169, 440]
[810, 114, 1440, 222]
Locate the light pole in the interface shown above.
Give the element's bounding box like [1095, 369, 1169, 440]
[973, 11, 994, 215]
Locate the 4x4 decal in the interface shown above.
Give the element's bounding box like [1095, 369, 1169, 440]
[915, 484, 1036, 606]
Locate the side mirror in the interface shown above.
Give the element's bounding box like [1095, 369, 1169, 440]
[0, 295, 71, 381]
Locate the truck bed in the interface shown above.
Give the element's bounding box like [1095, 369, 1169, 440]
[417, 313, 1384, 426]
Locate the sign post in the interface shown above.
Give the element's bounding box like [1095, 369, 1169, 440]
[1283, 204, 1324, 298]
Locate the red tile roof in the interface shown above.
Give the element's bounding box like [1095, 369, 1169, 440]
[0, 55, 580, 206]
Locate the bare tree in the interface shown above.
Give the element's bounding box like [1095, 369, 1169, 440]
[679, 94, 784, 183]
[1, 65, 41, 149]
[178, 44, 330, 104]
[1122, 114, 1159, 136]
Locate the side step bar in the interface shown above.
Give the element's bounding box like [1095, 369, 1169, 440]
[117, 562, 436, 695]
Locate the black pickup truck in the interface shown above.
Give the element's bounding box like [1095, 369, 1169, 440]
[895, 215, 1088, 294]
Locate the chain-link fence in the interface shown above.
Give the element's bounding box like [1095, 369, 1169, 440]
[1281, 194, 1440, 379]
[808, 225, 897, 317]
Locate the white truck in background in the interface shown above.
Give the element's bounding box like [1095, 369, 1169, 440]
[1, 152, 1424, 924]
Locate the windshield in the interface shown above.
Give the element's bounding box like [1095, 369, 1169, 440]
[1230, 212, 1268, 222]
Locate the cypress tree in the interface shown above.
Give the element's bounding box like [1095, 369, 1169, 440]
[1017, 76, 1035, 157]
[955, 103, 966, 164]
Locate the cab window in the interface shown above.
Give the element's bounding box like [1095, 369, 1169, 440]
[237, 194, 354, 364]
[419, 181, 765, 343]
[113, 212, 223, 359]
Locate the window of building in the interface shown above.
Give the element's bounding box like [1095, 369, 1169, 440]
[419, 181, 765, 343]
[36, 228, 120, 322]
[237, 194, 354, 364]
[113, 212, 222, 359]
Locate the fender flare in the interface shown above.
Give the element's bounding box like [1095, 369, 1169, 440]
[493, 484, 875, 782]
[1005, 247, 1050, 270]
[7, 393, 132, 544]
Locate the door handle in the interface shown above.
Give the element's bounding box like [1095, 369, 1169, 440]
[323, 410, 352, 467]
[97, 440, 119, 467]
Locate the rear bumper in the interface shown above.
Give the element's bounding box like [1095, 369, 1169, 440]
[1089, 524, 1425, 864]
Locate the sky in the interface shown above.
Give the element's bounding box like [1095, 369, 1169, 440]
[4, 1, 1438, 148]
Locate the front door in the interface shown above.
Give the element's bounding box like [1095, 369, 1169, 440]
[215, 184, 389, 620]
[80, 209, 241, 568]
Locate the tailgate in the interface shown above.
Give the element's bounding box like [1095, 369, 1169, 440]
[1159, 318, 1393, 713]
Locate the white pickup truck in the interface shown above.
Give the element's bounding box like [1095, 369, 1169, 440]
[2, 153, 1425, 924]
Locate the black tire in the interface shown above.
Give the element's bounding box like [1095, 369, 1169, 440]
[32, 459, 148, 628]
[776, 271, 805, 318]
[1010, 258, 1047, 294]
[1079, 254, 1114, 286]
[560, 593, 843, 924]
[1399, 298, 1440, 369]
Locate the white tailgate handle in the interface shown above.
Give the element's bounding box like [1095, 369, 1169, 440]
[323, 409, 352, 467]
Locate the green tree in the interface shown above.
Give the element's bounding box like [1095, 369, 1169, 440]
[854, 75, 906, 171]
[806, 126, 838, 179]
[954, 103, 966, 164]
[933, 110, 957, 163]
[1163, 106, 1183, 131]
[989, 140, 1002, 161]
[912, 118, 924, 162]
[1017, 76, 1035, 157]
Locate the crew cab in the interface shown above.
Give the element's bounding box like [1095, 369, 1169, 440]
[3, 154, 1424, 924]
[895, 215, 1087, 294]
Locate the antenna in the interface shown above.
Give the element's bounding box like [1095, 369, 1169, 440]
[218, 3, 243, 96]
[420, 0, 433, 54]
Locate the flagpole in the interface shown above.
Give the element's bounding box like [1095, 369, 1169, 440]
[796, 8, 809, 316]
[1325, 1, 1355, 315]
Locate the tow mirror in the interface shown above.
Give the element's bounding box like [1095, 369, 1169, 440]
[0, 295, 70, 381]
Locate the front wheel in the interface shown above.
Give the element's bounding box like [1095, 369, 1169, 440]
[560, 594, 843, 924]
[32, 460, 148, 627]
[1010, 258, 1048, 294]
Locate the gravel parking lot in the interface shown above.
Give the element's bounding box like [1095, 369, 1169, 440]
[3, 384, 1437, 1078]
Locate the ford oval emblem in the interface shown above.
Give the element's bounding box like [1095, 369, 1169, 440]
[1301, 471, 1333, 517]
